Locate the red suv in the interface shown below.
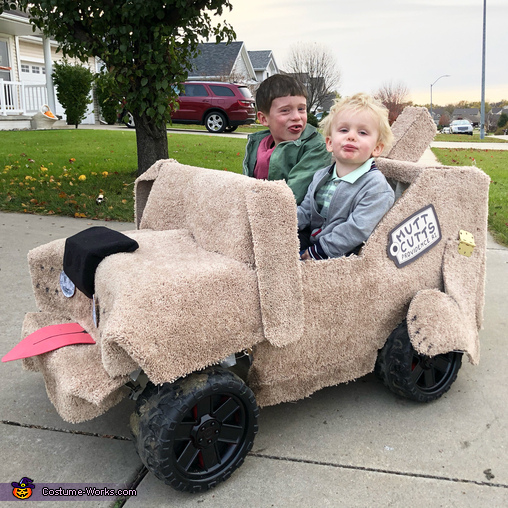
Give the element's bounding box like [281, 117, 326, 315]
[122, 81, 256, 133]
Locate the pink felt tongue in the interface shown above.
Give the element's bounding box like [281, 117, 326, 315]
[2, 322, 95, 362]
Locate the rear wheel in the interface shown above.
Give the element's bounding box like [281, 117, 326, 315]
[131, 367, 258, 492]
[375, 321, 462, 402]
[205, 111, 227, 133]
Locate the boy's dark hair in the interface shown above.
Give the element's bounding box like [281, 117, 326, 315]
[255, 74, 308, 114]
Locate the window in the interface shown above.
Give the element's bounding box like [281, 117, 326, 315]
[238, 86, 253, 99]
[183, 84, 208, 97]
[210, 85, 235, 97]
[21, 64, 30, 73]
[32, 66, 40, 74]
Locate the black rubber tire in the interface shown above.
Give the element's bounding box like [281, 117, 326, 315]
[375, 321, 463, 403]
[224, 125, 238, 132]
[205, 111, 227, 133]
[131, 367, 259, 492]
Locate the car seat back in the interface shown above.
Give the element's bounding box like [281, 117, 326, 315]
[136, 160, 256, 264]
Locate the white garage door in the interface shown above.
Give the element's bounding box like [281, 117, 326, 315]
[20, 62, 46, 84]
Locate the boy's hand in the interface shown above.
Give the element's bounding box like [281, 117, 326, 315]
[300, 249, 311, 260]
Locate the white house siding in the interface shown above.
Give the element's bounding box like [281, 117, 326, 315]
[232, 56, 249, 81]
[233, 57, 257, 84]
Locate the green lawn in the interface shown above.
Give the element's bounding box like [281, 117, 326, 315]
[0, 130, 246, 222]
[432, 148, 508, 246]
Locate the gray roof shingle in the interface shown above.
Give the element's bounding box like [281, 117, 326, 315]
[248, 50, 272, 70]
[188, 42, 244, 78]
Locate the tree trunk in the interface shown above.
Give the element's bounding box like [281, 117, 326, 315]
[134, 112, 169, 177]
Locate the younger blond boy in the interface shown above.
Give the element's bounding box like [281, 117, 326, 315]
[298, 93, 395, 260]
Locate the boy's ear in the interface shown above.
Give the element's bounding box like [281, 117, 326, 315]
[325, 136, 334, 153]
[257, 110, 269, 126]
[372, 142, 385, 157]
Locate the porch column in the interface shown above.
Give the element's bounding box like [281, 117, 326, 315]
[42, 36, 56, 113]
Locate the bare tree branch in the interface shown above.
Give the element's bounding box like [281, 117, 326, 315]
[373, 81, 409, 124]
[284, 43, 341, 113]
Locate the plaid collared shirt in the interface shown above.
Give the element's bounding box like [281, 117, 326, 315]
[315, 158, 376, 219]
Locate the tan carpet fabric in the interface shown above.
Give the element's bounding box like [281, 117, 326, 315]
[21, 312, 130, 423]
[18, 107, 489, 422]
[245, 180, 304, 347]
[385, 106, 437, 162]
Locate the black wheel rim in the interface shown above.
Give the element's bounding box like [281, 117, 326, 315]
[410, 351, 460, 395]
[173, 393, 248, 479]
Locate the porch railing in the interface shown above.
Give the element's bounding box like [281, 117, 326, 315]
[0, 80, 49, 116]
[24, 84, 49, 114]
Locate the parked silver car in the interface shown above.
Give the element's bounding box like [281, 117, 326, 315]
[450, 119, 473, 135]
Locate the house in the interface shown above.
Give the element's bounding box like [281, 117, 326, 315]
[428, 107, 450, 126]
[188, 41, 257, 84]
[489, 106, 508, 130]
[452, 108, 480, 127]
[0, 9, 97, 130]
[248, 50, 278, 82]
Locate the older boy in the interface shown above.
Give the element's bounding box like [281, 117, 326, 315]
[243, 74, 331, 204]
[298, 93, 395, 260]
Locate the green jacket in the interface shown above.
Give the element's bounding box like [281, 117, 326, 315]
[243, 124, 332, 205]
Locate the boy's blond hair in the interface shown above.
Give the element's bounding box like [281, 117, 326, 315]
[320, 93, 394, 152]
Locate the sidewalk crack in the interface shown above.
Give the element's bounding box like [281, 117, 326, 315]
[249, 452, 508, 489]
[0, 419, 131, 441]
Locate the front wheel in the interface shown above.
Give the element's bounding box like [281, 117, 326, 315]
[131, 367, 259, 492]
[375, 321, 462, 403]
[205, 111, 227, 133]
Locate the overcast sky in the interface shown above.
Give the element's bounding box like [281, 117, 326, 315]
[221, 0, 506, 105]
